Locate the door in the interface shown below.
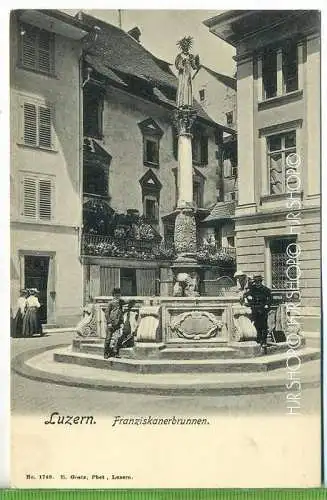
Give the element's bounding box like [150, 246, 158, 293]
[136, 268, 157, 296]
[24, 255, 49, 323]
[120, 268, 137, 296]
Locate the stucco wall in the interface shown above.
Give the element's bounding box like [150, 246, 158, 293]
[193, 68, 236, 128]
[11, 225, 83, 326]
[10, 13, 83, 325]
[10, 13, 82, 227]
[91, 85, 219, 235]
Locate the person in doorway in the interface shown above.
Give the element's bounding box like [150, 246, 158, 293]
[22, 288, 43, 337]
[104, 288, 125, 359]
[12, 289, 27, 337]
[241, 274, 272, 353]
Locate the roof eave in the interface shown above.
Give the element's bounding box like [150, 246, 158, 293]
[18, 9, 90, 40]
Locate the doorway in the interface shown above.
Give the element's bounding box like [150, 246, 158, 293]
[120, 268, 137, 296]
[24, 255, 49, 323]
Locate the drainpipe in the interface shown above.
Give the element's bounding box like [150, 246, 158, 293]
[78, 53, 84, 266]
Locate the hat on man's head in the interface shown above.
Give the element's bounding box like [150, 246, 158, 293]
[234, 270, 246, 278]
[252, 274, 263, 281]
[112, 287, 121, 295]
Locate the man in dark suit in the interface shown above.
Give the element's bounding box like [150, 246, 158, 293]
[241, 274, 272, 354]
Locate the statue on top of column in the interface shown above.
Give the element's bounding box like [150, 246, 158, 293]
[175, 36, 200, 109]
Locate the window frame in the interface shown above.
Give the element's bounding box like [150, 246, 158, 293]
[18, 23, 55, 76]
[259, 120, 302, 198]
[138, 118, 163, 168]
[192, 130, 209, 166]
[199, 89, 205, 101]
[144, 136, 160, 167]
[18, 94, 55, 151]
[83, 89, 104, 140]
[265, 236, 298, 293]
[259, 41, 302, 102]
[143, 194, 159, 223]
[20, 172, 55, 223]
[266, 130, 297, 195]
[226, 111, 234, 126]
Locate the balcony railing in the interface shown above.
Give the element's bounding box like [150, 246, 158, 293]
[81, 233, 175, 261]
[81, 233, 236, 264]
[197, 243, 236, 265]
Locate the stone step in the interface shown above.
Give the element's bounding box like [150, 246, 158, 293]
[76, 342, 237, 360]
[54, 346, 320, 374]
[159, 347, 238, 360]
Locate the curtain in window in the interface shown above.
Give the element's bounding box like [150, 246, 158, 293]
[269, 154, 283, 194]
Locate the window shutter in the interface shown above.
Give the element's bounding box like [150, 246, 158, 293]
[21, 28, 37, 70]
[38, 30, 52, 73]
[39, 179, 52, 220]
[201, 136, 208, 164]
[23, 178, 37, 218]
[38, 106, 52, 148]
[23, 103, 37, 146]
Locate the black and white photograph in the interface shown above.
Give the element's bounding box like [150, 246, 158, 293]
[9, 7, 322, 488]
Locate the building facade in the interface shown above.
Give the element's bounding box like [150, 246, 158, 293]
[193, 64, 237, 131]
[77, 12, 237, 299]
[10, 10, 89, 326]
[193, 64, 238, 260]
[204, 10, 321, 332]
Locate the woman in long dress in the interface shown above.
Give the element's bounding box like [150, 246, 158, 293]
[12, 289, 27, 337]
[22, 289, 43, 337]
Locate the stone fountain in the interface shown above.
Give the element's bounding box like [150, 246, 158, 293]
[53, 38, 316, 375]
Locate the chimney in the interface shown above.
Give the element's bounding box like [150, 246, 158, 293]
[128, 26, 141, 42]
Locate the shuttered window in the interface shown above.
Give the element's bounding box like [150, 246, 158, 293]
[23, 103, 37, 145]
[21, 176, 54, 222]
[39, 179, 52, 220]
[20, 24, 55, 74]
[21, 101, 53, 149]
[39, 107, 52, 148]
[23, 178, 37, 218]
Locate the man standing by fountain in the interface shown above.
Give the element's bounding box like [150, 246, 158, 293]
[242, 275, 272, 354]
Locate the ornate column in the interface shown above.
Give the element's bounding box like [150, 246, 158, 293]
[173, 107, 197, 262]
[172, 37, 201, 295]
[173, 37, 200, 284]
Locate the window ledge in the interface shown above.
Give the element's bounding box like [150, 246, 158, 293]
[83, 192, 110, 200]
[260, 191, 303, 203]
[17, 65, 58, 79]
[192, 161, 208, 167]
[144, 161, 159, 168]
[17, 142, 57, 153]
[18, 218, 55, 226]
[84, 134, 104, 141]
[258, 90, 303, 110]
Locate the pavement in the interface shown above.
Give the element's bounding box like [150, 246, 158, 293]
[11, 331, 321, 415]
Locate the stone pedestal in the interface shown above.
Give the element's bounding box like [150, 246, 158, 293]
[174, 208, 197, 259]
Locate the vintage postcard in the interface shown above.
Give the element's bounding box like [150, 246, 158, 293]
[9, 8, 322, 488]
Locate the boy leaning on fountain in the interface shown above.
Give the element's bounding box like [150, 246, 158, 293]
[103, 288, 136, 359]
[104, 288, 125, 359]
